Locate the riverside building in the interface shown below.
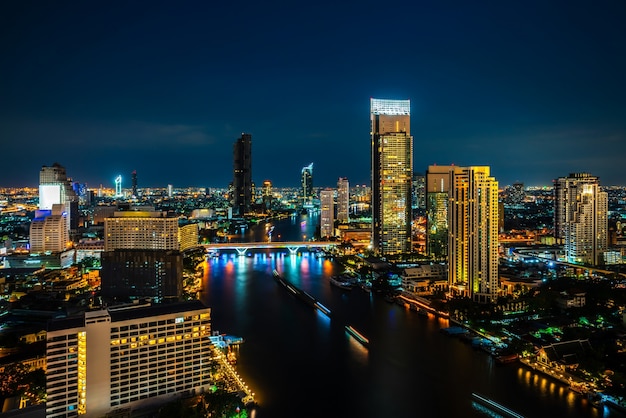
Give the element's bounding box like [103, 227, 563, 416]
[45, 301, 212, 418]
[370, 98, 413, 255]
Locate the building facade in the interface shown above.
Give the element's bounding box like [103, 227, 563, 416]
[104, 211, 189, 252]
[39, 163, 78, 232]
[320, 189, 335, 239]
[336, 177, 350, 223]
[554, 173, 608, 265]
[370, 98, 413, 255]
[233, 133, 252, 216]
[448, 166, 499, 303]
[45, 301, 213, 418]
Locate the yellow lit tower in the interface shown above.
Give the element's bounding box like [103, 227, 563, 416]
[370, 98, 413, 255]
[448, 166, 499, 303]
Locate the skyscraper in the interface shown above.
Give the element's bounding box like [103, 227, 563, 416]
[337, 177, 349, 223]
[554, 173, 608, 265]
[301, 163, 314, 204]
[320, 189, 334, 239]
[370, 98, 413, 255]
[425, 165, 451, 259]
[233, 133, 252, 216]
[447, 166, 499, 303]
[131, 170, 138, 197]
[39, 163, 78, 232]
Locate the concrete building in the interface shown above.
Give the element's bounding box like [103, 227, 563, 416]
[370, 98, 413, 255]
[301, 163, 314, 204]
[29, 204, 69, 253]
[554, 173, 608, 265]
[425, 165, 452, 260]
[39, 163, 78, 232]
[45, 301, 212, 418]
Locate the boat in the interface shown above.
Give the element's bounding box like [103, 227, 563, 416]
[495, 353, 519, 364]
[471, 393, 524, 418]
[330, 275, 354, 290]
[345, 325, 369, 347]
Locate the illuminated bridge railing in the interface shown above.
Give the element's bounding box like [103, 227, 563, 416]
[200, 241, 337, 255]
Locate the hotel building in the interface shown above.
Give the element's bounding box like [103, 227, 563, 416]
[45, 301, 213, 418]
[554, 173, 608, 265]
[370, 98, 413, 255]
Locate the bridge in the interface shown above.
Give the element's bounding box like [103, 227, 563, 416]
[200, 241, 338, 256]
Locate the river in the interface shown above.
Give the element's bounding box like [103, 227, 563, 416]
[199, 212, 623, 418]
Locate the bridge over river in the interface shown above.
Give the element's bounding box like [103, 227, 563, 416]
[199, 241, 338, 255]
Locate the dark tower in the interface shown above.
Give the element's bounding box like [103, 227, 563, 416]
[131, 170, 138, 198]
[233, 133, 252, 216]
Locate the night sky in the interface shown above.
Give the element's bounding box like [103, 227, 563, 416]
[1, 1, 625, 189]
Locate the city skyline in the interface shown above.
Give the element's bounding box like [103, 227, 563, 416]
[1, 2, 625, 188]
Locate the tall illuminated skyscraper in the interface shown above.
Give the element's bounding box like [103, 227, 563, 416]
[447, 166, 499, 303]
[131, 170, 138, 197]
[370, 98, 413, 255]
[301, 163, 314, 204]
[320, 189, 334, 239]
[233, 133, 252, 216]
[337, 177, 349, 223]
[554, 173, 607, 265]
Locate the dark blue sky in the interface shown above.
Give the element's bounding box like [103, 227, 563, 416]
[1, 1, 625, 188]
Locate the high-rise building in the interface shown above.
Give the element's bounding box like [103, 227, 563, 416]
[413, 173, 426, 210]
[233, 133, 252, 216]
[39, 163, 78, 231]
[448, 166, 499, 303]
[167, 184, 173, 198]
[320, 189, 335, 239]
[46, 301, 212, 418]
[131, 170, 138, 198]
[103, 211, 197, 252]
[301, 163, 314, 203]
[29, 204, 70, 253]
[554, 173, 608, 265]
[102, 211, 198, 302]
[115, 175, 122, 198]
[337, 177, 349, 223]
[425, 165, 451, 259]
[370, 98, 413, 255]
[262, 180, 273, 212]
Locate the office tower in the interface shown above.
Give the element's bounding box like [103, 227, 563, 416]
[39, 163, 78, 231]
[320, 189, 335, 239]
[370, 98, 413, 255]
[167, 184, 173, 198]
[301, 163, 314, 203]
[233, 133, 252, 216]
[46, 301, 212, 418]
[448, 166, 499, 303]
[554, 173, 608, 265]
[29, 204, 69, 253]
[337, 177, 349, 223]
[100, 249, 182, 302]
[425, 165, 451, 259]
[115, 175, 122, 197]
[131, 170, 138, 197]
